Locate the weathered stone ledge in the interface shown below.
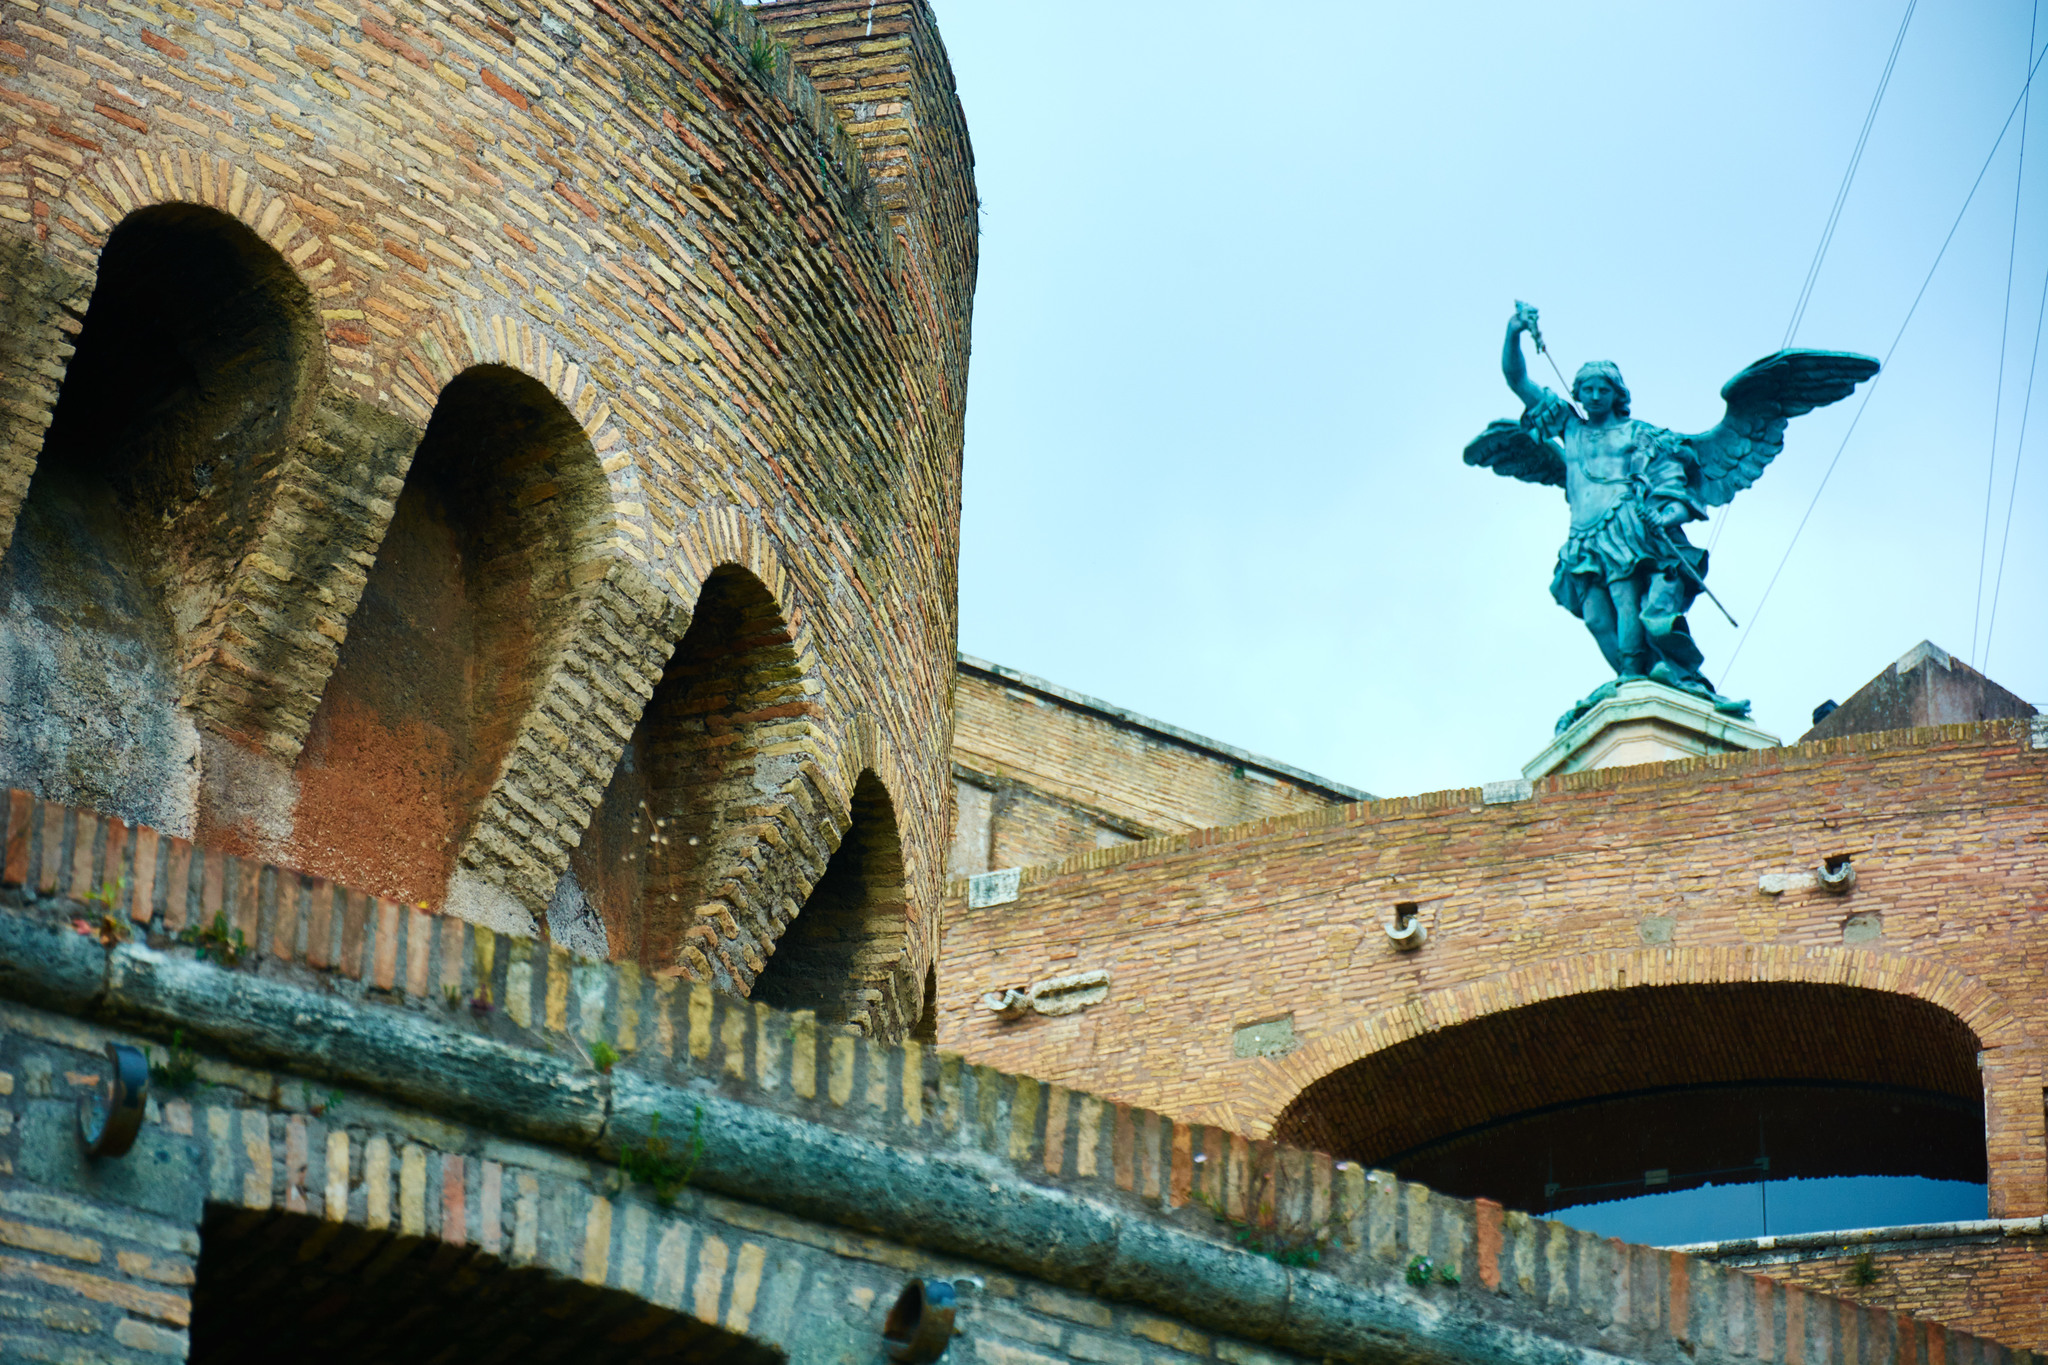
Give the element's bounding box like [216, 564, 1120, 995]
[0, 785, 2023, 1363]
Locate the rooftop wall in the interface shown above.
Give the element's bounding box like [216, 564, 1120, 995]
[935, 721, 2048, 1239]
[949, 657, 1367, 875]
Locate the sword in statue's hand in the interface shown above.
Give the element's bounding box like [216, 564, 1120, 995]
[1515, 299, 1587, 420]
[1647, 517, 1740, 628]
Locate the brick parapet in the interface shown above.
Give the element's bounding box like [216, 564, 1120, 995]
[935, 720, 2048, 1225]
[758, 0, 977, 411]
[1681, 1222, 2048, 1352]
[947, 660, 1361, 874]
[0, 788, 2027, 1361]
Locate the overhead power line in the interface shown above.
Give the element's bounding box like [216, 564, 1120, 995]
[1983, 173, 2048, 671]
[1972, 0, 2036, 669]
[1723, 33, 2048, 686]
[1710, 2, 1916, 560]
[1783, 0, 1918, 352]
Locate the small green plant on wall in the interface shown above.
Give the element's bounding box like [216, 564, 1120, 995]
[148, 1029, 199, 1092]
[617, 1108, 706, 1207]
[1191, 1187, 1340, 1267]
[1848, 1251, 1881, 1288]
[1406, 1254, 1460, 1288]
[177, 912, 246, 966]
[746, 32, 786, 77]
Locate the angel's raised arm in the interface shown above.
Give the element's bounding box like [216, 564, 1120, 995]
[1501, 305, 1551, 411]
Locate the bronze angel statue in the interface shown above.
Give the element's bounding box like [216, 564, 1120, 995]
[1466, 302, 1877, 726]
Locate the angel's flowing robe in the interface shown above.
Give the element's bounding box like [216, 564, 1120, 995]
[1526, 400, 1712, 683]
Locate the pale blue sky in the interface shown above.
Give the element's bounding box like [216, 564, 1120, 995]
[940, 1, 2047, 797]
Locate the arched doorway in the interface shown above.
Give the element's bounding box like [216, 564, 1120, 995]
[1273, 983, 1987, 1242]
[0, 203, 319, 833]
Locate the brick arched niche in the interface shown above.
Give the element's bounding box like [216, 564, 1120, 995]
[555, 566, 820, 967]
[556, 567, 922, 1035]
[752, 770, 916, 1036]
[0, 203, 321, 833]
[1272, 983, 1985, 1217]
[289, 364, 612, 910]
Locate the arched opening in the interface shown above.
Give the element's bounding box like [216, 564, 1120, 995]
[192, 1206, 782, 1363]
[0, 203, 319, 832]
[289, 365, 609, 907]
[913, 960, 939, 1043]
[556, 567, 820, 972]
[752, 771, 912, 1035]
[553, 571, 923, 1036]
[1273, 983, 1987, 1244]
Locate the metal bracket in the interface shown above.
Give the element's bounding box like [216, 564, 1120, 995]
[78, 1042, 148, 1159]
[882, 1277, 956, 1363]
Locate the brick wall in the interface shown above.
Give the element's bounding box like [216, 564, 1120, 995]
[0, 786, 2004, 1363]
[1687, 1224, 2048, 1355]
[935, 721, 2048, 1238]
[0, 0, 974, 1017]
[948, 658, 1367, 875]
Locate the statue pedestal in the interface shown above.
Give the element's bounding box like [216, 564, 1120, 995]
[1523, 680, 1780, 779]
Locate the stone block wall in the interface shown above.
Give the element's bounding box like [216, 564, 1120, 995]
[0, 785, 2007, 1363]
[0, 0, 974, 1016]
[948, 657, 1368, 876]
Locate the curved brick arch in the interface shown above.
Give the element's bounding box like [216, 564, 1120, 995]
[820, 715, 935, 1039]
[1246, 946, 2028, 1136]
[0, 201, 337, 832]
[554, 555, 930, 1038]
[753, 767, 912, 1034]
[278, 358, 678, 931]
[394, 306, 656, 556]
[1242, 946, 2045, 1218]
[564, 562, 840, 984]
[9, 154, 356, 576]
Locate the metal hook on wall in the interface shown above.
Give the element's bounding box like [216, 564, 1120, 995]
[78, 1042, 148, 1159]
[882, 1277, 957, 1363]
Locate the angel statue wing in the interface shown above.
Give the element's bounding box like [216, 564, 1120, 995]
[1684, 349, 1879, 507]
[1462, 419, 1565, 488]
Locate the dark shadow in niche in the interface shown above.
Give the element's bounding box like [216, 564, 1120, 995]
[912, 960, 939, 1043]
[0, 202, 318, 832]
[1272, 981, 1988, 1244]
[191, 1205, 784, 1363]
[752, 770, 909, 1030]
[557, 566, 810, 972]
[289, 364, 607, 907]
